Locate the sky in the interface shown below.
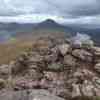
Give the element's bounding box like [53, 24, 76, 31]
[0, 0, 100, 28]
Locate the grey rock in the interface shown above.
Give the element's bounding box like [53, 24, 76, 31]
[64, 55, 76, 67]
[0, 90, 65, 100]
[94, 63, 100, 73]
[0, 64, 9, 79]
[0, 79, 6, 89]
[72, 84, 81, 97]
[81, 80, 95, 96]
[58, 44, 70, 56]
[92, 46, 100, 56]
[72, 49, 93, 62]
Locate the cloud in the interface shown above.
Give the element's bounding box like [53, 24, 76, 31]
[0, 0, 100, 28]
[0, 0, 99, 17]
[0, 14, 63, 23]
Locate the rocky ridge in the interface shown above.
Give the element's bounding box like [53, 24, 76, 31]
[0, 37, 100, 100]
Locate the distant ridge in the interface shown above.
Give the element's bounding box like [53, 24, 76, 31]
[34, 19, 75, 35]
[0, 19, 100, 44]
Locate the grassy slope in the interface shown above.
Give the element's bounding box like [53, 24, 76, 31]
[0, 40, 33, 64]
[0, 29, 68, 64]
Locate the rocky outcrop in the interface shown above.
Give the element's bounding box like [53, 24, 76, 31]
[0, 89, 64, 100]
[0, 37, 100, 100]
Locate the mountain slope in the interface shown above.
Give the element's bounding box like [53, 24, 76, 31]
[0, 19, 100, 44]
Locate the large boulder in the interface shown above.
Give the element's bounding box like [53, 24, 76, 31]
[0, 64, 9, 79]
[63, 55, 77, 67]
[72, 49, 93, 62]
[71, 81, 96, 97]
[72, 84, 81, 97]
[11, 52, 29, 75]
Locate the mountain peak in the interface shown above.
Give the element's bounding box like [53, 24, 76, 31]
[44, 19, 57, 24]
[37, 19, 61, 29]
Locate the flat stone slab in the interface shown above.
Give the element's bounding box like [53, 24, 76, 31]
[0, 89, 65, 100]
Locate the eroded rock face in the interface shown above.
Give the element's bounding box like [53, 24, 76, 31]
[0, 37, 100, 100]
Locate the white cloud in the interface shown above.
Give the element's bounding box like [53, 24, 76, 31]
[0, 0, 99, 16]
[0, 0, 99, 28]
[0, 14, 63, 23]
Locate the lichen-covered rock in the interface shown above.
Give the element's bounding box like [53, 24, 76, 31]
[47, 62, 63, 71]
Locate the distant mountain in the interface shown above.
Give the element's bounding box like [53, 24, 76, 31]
[36, 19, 59, 28]
[33, 19, 74, 33]
[0, 19, 100, 35]
[0, 19, 100, 44]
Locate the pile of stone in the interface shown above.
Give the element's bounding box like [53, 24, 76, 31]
[0, 37, 100, 100]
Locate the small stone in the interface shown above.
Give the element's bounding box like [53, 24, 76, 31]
[0, 79, 6, 89]
[92, 46, 100, 56]
[0, 64, 9, 79]
[94, 63, 100, 73]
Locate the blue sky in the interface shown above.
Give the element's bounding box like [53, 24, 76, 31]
[0, 0, 100, 28]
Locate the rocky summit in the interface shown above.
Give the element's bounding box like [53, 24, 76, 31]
[0, 37, 100, 100]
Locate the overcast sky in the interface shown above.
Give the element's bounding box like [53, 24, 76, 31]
[0, 0, 100, 28]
